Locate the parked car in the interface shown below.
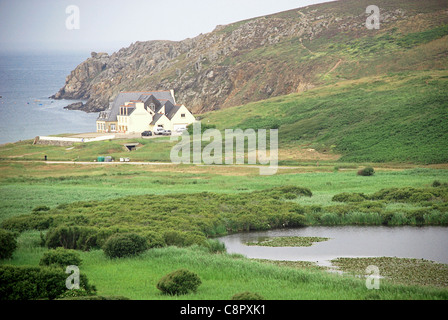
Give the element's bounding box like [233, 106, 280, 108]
[162, 130, 172, 136]
[154, 127, 165, 135]
[141, 130, 152, 137]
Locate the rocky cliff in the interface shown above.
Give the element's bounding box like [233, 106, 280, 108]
[51, 0, 448, 114]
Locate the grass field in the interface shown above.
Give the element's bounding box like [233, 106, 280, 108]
[1, 160, 447, 300]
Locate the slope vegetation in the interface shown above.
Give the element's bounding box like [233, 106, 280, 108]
[202, 70, 448, 164]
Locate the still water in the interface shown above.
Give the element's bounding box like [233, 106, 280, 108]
[218, 226, 448, 266]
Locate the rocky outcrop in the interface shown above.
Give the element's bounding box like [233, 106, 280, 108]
[63, 101, 84, 110]
[51, 0, 445, 114]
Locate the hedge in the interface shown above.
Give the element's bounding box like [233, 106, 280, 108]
[0, 265, 96, 300]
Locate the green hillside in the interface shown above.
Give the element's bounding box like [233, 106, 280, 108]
[201, 70, 448, 164]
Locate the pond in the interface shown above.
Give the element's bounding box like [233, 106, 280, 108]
[218, 226, 448, 266]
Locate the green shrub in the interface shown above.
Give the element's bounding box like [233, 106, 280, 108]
[0, 215, 52, 232]
[39, 248, 82, 268]
[0, 265, 68, 300]
[354, 201, 385, 213]
[332, 192, 367, 202]
[231, 291, 265, 300]
[156, 269, 202, 295]
[56, 289, 89, 299]
[163, 230, 206, 247]
[257, 186, 312, 198]
[407, 209, 429, 226]
[284, 212, 307, 227]
[102, 233, 148, 258]
[45, 225, 98, 250]
[0, 229, 18, 260]
[0, 265, 96, 300]
[32, 205, 51, 213]
[380, 211, 395, 225]
[432, 180, 441, 187]
[144, 231, 166, 248]
[357, 167, 375, 176]
[409, 192, 433, 203]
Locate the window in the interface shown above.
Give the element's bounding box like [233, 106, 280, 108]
[181, 113, 186, 118]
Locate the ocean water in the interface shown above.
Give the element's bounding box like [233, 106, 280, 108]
[0, 53, 99, 145]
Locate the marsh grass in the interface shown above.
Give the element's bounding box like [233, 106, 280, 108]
[332, 257, 448, 288]
[246, 236, 329, 247]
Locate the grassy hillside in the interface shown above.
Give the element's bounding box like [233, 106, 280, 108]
[201, 70, 448, 164]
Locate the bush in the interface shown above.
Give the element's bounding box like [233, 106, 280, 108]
[56, 289, 89, 299]
[144, 231, 166, 248]
[231, 291, 265, 300]
[163, 230, 206, 247]
[39, 248, 82, 268]
[32, 205, 51, 213]
[0, 229, 18, 260]
[256, 186, 312, 199]
[432, 180, 441, 187]
[45, 225, 98, 250]
[409, 192, 433, 203]
[357, 167, 375, 176]
[408, 209, 429, 225]
[0, 215, 52, 232]
[332, 192, 367, 202]
[157, 269, 201, 295]
[102, 233, 148, 258]
[380, 211, 395, 225]
[0, 265, 96, 300]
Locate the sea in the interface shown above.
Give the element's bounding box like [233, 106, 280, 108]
[0, 52, 99, 145]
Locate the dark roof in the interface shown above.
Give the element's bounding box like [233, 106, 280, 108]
[164, 101, 181, 120]
[150, 113, 164, 125]
[97, 91, 175, 122]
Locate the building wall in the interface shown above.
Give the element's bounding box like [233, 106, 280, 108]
[96, 121, 117, 133]
[150, 114, 172, 131]
[128, 102, 153, 133]
[170, 105, 196, 131]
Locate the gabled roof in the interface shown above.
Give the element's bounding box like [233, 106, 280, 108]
[164, 102, 181, 120]
[97, 91, 176, 122]
[150, 113, 165, 125]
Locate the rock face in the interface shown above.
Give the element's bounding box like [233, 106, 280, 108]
[51, 0, 446, 114]
[63, 102, 84, 110]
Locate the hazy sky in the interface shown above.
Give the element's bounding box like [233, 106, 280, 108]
[0, 0, 333, 54]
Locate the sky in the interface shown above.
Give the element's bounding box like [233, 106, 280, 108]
[0, 0, 334, 54]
